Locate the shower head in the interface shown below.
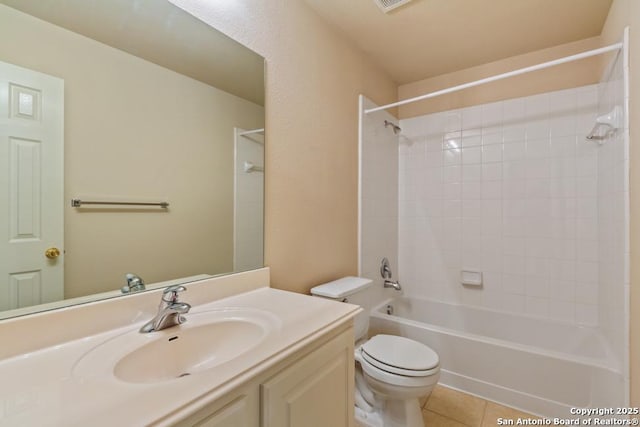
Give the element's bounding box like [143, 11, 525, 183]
[384, 120, 401, 135]
[586, 105, 622, 142]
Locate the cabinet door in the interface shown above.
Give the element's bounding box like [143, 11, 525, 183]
[193, 395, 254, 427]
[177, 388, 259, 427]
[261, 329, 354, 427]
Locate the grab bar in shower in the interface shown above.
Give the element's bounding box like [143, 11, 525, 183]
[71, 199, 169, 208]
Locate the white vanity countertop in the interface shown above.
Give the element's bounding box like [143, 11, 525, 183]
[0, 287, 359, 427]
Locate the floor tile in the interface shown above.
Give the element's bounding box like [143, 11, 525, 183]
[420, 394, 429, 408]
[423, 409, 469, 427]
[482, 401, 539, 426]
[425, 385, 487, 426]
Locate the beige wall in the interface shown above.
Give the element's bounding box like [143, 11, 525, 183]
[600, 0, 640, 405]
[169, 0, 397, 293]
[0, 5, 264, 297]
[397, 37, 603, 119]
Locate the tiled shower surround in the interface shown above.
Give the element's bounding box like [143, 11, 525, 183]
[398, 85, 607, 326]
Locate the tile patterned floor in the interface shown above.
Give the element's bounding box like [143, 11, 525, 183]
[421, 385, 540, 426]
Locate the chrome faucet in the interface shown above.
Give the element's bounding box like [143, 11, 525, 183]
[381, 257, 402, 291]
[140, 285, 191, 333]
[121, 273, 146, 294]
[384, 279, 402, 291]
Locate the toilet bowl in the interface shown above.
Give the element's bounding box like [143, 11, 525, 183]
[356, 334, 440, 427]
[310, 277, 440, 427]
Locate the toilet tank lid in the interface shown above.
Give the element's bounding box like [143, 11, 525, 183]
[310, 276, 373, 299]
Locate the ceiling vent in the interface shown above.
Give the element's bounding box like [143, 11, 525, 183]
[372, 0, 414, 13]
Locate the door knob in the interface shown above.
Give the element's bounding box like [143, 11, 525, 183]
[45, 247, 61, 259]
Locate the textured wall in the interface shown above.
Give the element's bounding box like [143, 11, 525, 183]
[169, 0, 397, 293]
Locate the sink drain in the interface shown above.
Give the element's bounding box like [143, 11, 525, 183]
[177, 372, 191, 378]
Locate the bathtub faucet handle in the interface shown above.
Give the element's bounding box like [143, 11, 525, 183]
[381, 257, 393, 279]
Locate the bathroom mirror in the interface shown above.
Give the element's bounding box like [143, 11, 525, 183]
[0, 0, 265, 319]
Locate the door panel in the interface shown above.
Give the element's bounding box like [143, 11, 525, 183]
[0, 60, 64, 310]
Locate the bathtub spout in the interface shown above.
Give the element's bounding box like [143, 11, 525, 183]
[384, 279, 402, 291]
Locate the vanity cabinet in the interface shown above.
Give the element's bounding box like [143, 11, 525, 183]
[261, 325, 354, 427]
[175, 326, 354, 427]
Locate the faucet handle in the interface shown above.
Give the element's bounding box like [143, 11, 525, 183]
[122, 273, 145, 294]
[380, 257, 393, 279]
[162, 285, 186, 303]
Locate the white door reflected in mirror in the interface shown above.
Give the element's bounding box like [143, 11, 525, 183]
[0, 60, 64, 310]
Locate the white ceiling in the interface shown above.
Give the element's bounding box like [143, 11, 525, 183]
[303, 0, 613, 85]
[0, 0, 265, 105]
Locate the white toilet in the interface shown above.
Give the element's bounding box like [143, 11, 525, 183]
[311, 277, 440, 427]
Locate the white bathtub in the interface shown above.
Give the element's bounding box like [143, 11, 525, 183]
[368, 297, 625, 418]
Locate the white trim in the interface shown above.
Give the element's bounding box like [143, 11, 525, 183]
[357, 95, 364, 275]
[622, 25, 630, 408]
[365, 43, 624, 114]
[237, 128, 264, 136]
[233, 128, 241, 271]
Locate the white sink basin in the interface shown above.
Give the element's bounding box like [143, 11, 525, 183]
[73, 308, 280, 384]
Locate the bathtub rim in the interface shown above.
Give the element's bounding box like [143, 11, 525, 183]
[370, 296, 621, 374]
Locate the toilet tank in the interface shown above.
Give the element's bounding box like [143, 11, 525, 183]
[310, 276, 373, 342]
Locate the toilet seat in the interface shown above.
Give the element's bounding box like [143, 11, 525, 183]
[361, 335, 439, 376]
[357, 351, 439, 388]
[355, 335, 440, 388]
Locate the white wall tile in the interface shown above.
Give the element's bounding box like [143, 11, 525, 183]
[462, 182, 482, 199]
[482, 144, 503, 163]
[525, 120, 550, 140]
[503, 160, 527, 181]
[462, 105, 483, 130]
[503, 142, 526, 161]
[526, 158, 551, 179]
[503, 125, 526, 143]
[526, 296, 549, 318]
[443, 148, 462, 165]
[526, 139, 551, 159]
[550, 135, 577, 158]
[482, 101, 503, 128]
[483, 163, 503, 181]
[502, 98, 526, 122]
[444, 111, 462, 132]
[395, 83, 625, 336]
[443, 165, 462, 183]
[548, 300, 575, 322]
[482, 132, 503, 146]
[462, 146, 482, 164]
[462, 164, 482, 182]
[482, 181, 502, 199]
[575, 303, 598, 326]
[360, 96, 399, 301]
[503, 274, 526, 295]
[502, 293, 526, 313]
[462, 134, 482, 148]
